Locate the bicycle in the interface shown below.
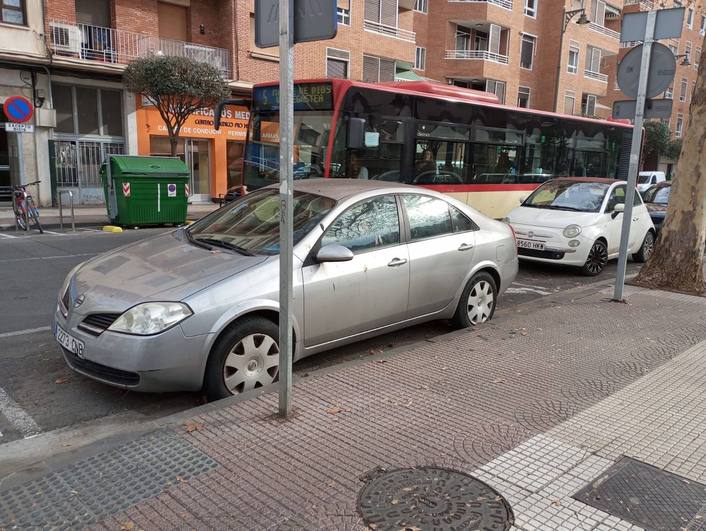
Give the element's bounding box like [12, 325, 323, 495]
[12, 180, 43, 234]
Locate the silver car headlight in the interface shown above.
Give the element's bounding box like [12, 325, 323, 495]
[58, 263, 83, 317]
[563, 224, 582, 238]
[108, 302, 192, 335]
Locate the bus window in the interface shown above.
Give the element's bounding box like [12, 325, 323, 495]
[414, 141, 466, 185]
[470, 144, 519, 184]
[344, 118, 405, 181]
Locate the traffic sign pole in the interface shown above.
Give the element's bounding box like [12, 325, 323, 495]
[278, 0, 294, 418]
[613, 10, 657, 302]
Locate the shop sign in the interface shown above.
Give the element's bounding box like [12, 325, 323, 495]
[141, 100, 250, 140]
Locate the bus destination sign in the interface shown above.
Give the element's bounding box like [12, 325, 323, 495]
[254, 83, 333, 112]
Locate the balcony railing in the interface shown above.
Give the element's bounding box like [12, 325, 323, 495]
[624, 0, 654, 9]
[445, 49, 509, 64]
[448, 0, 513, 10]
[588, 22, 621, 40]
[363, 20, 416, 42]
[584, 69, 608, 82]
[48, 21, 231, 78]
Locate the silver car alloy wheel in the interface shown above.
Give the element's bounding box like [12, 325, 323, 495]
[466, 280, 494, 325]
[223, 333, 279, 394]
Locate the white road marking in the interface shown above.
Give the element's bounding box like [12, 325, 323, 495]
[0, 233, 17, 239]
[512, 281, 553, 290]
[43, 230, 65, 235]
[0, 386, 41, 438]
[0, 252, 95, 264]
[506, 286, 553, 296]
[0, 326, 52, 339]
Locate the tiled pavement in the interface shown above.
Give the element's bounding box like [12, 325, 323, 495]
[2, 285, 706, 529]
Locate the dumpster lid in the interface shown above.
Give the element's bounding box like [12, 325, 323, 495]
[107, 155, 189, 176]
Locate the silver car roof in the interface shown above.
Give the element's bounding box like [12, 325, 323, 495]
[264, 178, 416, 201]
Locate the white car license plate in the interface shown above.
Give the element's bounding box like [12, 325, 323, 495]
[55, 323, 85, 357]
[517, 239, 545, 251]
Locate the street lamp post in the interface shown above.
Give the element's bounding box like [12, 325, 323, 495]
[553, 8, 590, 112]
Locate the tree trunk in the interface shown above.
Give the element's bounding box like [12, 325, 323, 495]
[632, 47, 706, 295]
[169, 136, 178, 157]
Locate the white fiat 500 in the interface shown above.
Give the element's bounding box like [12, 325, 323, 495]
[505, 178, 655, 276]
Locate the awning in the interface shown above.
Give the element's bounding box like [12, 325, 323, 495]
[395, 69, 426, 82]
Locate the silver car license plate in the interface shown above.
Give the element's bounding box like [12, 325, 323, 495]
[55, 323, 85, 357]
[517, 239, 545, 250]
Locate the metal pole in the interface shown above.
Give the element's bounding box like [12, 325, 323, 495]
[613, 10, 657, 301]
[278, 0, 294, 418]
[553, 12, 568, 113]
[58, 190, 63, 230]
[69, 191, 75, 232]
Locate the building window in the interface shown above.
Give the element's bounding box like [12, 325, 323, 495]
[337, 7, 350, 26]
[455, 25, 471, 51]
[517, 86, 531, 108]
[685, 41, 692, 63]
[415, 46, 426, 70]
[568, 42, 579, 74]
[520, 34, 536, 69]
[524, 0, 537, 17]
[675, 115, 683, 138]
[687, 7, 693, 28]
[665, 85, 673, 99]
[680, 77, 688, 101]
[564, 92, 576, 115]
[669, 44, 678, 56]
[486, 79, 506, 104]
[414, 0, 428, 13]
[363, 55, 395, 83]
[581, 93, 597, 117]
[1, 0, 25, 25]
[326, 48, 349, 79]
[696, 47, 701, 69]
[700, 14, 705, 35]
[51, 83, 124, 137]
[586, 45, 602, 75]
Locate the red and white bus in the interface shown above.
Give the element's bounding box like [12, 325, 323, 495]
[242, 79, 633, 219]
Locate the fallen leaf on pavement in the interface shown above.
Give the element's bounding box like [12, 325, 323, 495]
[54, 377, 69, 385]
[176, 475, 186, 483]
[120, 522, 135, 531]
[368, 348, 383, 356]
[184, 421, 203, 433]
[551, 499, 561, 506]
[492, 378, 506, 384]
[325, 406, 344, 414]
[375, 359, 387, 364]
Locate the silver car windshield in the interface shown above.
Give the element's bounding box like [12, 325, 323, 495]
[188, 190, 336, 255]
[523, 181, 611, 213]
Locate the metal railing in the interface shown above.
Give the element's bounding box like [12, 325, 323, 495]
[363, 20, 416, 42]
[57, 189, 76, 232]
[448, 0, 513, 10]
[624, 0, 654, 8]
[584, 69, 609, 82]
[588, 22, 621, 40]
[49, 20, 231, 77]
[445, 49, 509, 64]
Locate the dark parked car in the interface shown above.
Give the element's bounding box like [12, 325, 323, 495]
[642, 182, 671, 232]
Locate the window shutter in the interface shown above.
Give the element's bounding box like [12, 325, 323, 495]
[327, 59, 347, 79]
[379, 58, 396, 81]
[365, 0, 381, 22]
[380, 0, 398, 26]
[363, 55, 380, 82]
[489, 24, 501, 54]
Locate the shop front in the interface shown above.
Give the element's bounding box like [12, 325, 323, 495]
[136, 99, 250, 203]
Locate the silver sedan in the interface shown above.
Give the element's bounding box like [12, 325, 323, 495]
[54, 180, 518, 400]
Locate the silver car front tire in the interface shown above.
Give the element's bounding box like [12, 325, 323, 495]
[454, 272, 497, 328]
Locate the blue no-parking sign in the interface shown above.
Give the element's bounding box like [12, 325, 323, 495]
[3, 96, 34, 124]
[167, 183, 177, 197]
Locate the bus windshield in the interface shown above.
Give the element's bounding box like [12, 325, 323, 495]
[243, 111, 332, 189]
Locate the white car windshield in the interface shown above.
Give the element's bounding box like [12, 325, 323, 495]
[188, 190, 336, 255]
[637, 175, 651, 184]
[523, 181, 611, 213]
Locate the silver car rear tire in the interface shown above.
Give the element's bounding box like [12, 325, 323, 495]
[204, 316, 280, 401]
[453, 272, 497, 328]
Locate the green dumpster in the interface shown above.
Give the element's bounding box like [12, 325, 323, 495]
[101, 155, 190, 226]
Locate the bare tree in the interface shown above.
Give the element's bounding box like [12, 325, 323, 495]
[124, 56, 230, 156]
[632, 48, 706, 295]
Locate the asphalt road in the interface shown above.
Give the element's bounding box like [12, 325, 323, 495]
[0, 227, 642, 444]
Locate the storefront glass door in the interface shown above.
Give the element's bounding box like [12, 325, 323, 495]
[185, 139, 211, 203]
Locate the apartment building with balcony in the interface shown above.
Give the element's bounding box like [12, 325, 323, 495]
[602, 0, 704, 176]
[413, 0, 622, 117]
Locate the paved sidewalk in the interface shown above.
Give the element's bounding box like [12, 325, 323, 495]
[2, 285, 706, 530]
[0, 204, 218, 230]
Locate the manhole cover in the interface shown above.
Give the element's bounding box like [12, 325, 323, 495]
[357, 466, 513, 531]
[573, 456, 706, 530]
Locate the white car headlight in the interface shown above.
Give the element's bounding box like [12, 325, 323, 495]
[108, 302, 192, 335]
[563, 224, 582, 238]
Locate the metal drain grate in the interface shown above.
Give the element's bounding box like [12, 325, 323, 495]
[357, 466, 514, 531]
[0, 430, 218, 528]
[573, 456, 706, 530]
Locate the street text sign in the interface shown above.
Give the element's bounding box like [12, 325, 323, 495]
[3, 95, 34, 124]
[3, 122, 34, 133]
[617, 42, 676, 99]
[612, 98, 673, 120]
[621, 7, 684, 42]
[255, 0, 337, 48]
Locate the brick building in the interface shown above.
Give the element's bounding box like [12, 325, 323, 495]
[0, 0, 702, 205]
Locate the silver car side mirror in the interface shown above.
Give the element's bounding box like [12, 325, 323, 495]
[316, 244, 354, 263]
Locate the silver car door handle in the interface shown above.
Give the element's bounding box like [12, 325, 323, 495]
[458, 243, 474, 251]
[633, 217, 639, 221]
[387, 257, 408, 267]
